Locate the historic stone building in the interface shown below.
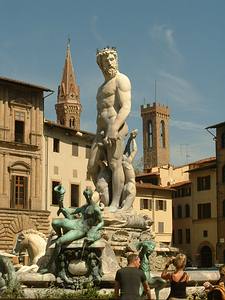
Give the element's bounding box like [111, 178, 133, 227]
[44, 41, 94, 219]
[140, 101, 220, 266]
[43, 120, 95, 219]
[0, 76, 51, 251]
[206, 122, 225, 263]
[135, 164, 189, 248]
[141, 102, 170, 171]
[0, 42, 94, 251]
[134, 182, 173, 245]
[137, 102, 181, 248]
[172, 157, 217, 267]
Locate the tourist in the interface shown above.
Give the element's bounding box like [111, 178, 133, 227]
[88, 47, 131, 212]
[203, 264, 225, 300]
[114, 253, 151, 300]
[161, 253, 189, 299]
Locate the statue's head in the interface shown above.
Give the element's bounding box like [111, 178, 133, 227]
[83, 187, 93, 204]
[137, 240, 156, 256]
[96, 47, 118, 78]
[130, 129, 138, 139]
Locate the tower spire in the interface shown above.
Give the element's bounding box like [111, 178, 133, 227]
[67, 35, 71, 47]
[55, 40, 82, 130]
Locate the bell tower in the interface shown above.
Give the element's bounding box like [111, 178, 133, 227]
[55, 40, 82, 130]
[141, 102, 170, 171]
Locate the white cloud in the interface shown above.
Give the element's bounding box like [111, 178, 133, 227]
[170, 119, 204, 131]
[90, 16, 106, 45]
[149, 24, 181, 58]
[158, 70, 204, 111]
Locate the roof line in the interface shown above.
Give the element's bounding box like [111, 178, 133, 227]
[206, 121, 225, 129]
[0, 76, 53, 92]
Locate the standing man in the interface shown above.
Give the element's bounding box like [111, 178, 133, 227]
[114, 253, 152, 300]
[88, 47, 131, 212]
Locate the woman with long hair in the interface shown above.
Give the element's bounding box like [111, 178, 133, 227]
[161, 253, 189, 300]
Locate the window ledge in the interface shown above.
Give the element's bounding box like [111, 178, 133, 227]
[0, 139, 39, 151]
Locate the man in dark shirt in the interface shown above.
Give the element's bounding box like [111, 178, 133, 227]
[114, 253, 151, 300]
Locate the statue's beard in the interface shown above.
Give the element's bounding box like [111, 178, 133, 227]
[103, 66, 117, 78]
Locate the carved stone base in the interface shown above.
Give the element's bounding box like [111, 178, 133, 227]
[46, 238, 119, 288]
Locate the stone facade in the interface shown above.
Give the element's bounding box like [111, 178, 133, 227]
[141, 102, 170, 171]
[0, 77, 51, 251]
[216, 124, 225, 262]
[134, 183, 173, 245]
[43, 121, 95, 219]
[207, 122, 225, 263]
[140, 102, 221, 266]
[172, 158, 217, 267]
[0, 209, 49, 252]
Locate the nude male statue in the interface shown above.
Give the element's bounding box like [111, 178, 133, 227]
[88, 47, 131, 212]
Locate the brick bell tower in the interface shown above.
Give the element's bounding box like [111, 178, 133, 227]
[141, 102, 170, 171]
[55, 40, 82, 130]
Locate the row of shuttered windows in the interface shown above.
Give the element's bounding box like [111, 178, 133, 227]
[53, 138, 91, 158]
[140, 198, 167, 211]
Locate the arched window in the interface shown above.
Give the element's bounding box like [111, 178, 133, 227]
[69, 118, 75, 128]
[177, 205, 182, 218]
[185, 204, 190, 218]
[160, 120, 165, 148]
[222, 131, 225, 149]
[222, 165, 225, 183]
[147, 121, 153, 148]
[223, 200, 225, 217]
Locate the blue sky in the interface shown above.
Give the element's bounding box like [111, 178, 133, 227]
[0, 0, 225, 166]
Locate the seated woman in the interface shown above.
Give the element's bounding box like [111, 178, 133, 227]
[39, 187, 104, 274]
[161, 253, 189, 300]
[204, 264, 225, 300]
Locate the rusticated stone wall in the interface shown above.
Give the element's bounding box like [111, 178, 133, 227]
[0, 208, 50, 252]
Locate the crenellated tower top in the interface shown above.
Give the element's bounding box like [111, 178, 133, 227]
[141, 101, 170, 171]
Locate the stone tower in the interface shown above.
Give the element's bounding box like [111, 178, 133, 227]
[55, 41, 82, 130]
[141, 102, 170, 171]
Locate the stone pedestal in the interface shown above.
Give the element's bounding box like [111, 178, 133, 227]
[46, 237, 119, 287]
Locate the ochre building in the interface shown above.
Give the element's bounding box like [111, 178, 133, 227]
[0, 76, 51, 251]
